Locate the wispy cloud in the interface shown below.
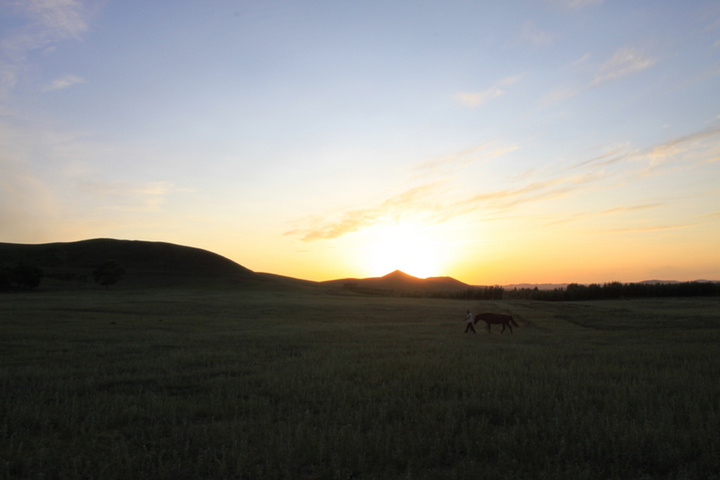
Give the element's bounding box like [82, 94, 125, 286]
[454, 89, 504, 108]
[286, 209, 375, 242]
[701, 211, 720, 220]
[541, 47, 658, 107]
[591, 47, 657, 87]
[455, 172, 600, 213]
[594, 223, 698, 234]
[0, 64, 19, 99]
[1, 0, 92, 56]
[636, 127, 720, 174]
[455, 75, 521, 108]
[568, 146, 630, 171]
[286, 124, 720, 244]
[287, 143, 521, 242]
[545, 203, 663, 226]
[518, 21, 558, 47]
[20, 0, 91, 39]
[286, 167, 606, 243]
[539, 88, 579, 106]
[413, 143, 520, 173]
[285, 183, 446, 242]
[77, 180, 185, 212]
[1, 0, 95, 100]
[42, 73, 86, 91]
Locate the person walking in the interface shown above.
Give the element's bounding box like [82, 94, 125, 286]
[464, 310, 476, 333]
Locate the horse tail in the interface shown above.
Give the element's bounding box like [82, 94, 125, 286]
[509, 316, 519, 327]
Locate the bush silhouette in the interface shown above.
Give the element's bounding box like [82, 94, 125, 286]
[6, 263, 43, 288]
[93, 260, 126, 289]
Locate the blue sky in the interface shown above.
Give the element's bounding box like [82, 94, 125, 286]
[2, 0, 719, 284]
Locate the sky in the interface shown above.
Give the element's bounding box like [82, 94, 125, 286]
[1, 0, 720, 285]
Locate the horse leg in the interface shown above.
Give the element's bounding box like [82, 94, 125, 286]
[507, 322, 513, 334]
[500, 322, 506, 334]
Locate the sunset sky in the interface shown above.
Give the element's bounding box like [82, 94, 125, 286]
[2, 0, 720, 285]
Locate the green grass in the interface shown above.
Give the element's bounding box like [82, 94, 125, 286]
[2, 289, 719, 479]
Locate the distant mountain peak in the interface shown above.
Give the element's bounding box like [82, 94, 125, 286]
[321, 269, 469, 293]
[382, 269, 417, 280]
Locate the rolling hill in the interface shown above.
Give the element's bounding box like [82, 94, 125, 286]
[7, 238, 701, 294]
[0, 239, 473, 293]
[0, 238, 296, 289]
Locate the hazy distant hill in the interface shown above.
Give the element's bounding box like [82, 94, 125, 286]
[322, 269, 471, 293]
[0, 239, 274, 289]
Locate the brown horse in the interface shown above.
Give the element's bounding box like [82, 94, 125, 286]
[474, 313, 519, 334]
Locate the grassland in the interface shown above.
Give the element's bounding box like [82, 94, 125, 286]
[1, 288, 719, 479]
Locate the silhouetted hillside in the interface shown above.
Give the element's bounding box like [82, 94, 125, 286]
[6, 239, 712, 296]
[0, 239, 264, 289]
[323, 269, 471, 294]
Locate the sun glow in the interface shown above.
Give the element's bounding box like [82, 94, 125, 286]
[360, 223, 449, 278]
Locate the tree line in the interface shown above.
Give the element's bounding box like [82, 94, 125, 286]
[426, 286, 506, 300]
[1, 260, 125, 291]
[340, 285, 506, 300]
[507, 281, 720, 301]
[340, 280, 720, 301]
[0, 264, 44, 290]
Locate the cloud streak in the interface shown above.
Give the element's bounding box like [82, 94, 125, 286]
[518, 21, 558, 47]
[1, 0, 94, 100]
[540, 47, 657, 107]
[77, 180, 185, 213]
[594, 223, 698, 234]
[455, 75, 521, 108]
[42, 73, 86, 91]
[286, 124, 720, 244]
[454, 172, 601, 214]
[286, 171, 605, 243]
[413, 143, 520, 174]
[545, 203, 663, 226]
[17, 0, 91, 41]
[285, 183, 446, 242]
[591, 48, 657, 87]
[634, 127, 720, 176]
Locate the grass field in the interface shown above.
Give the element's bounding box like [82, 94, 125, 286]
[2, 288, 719, 479]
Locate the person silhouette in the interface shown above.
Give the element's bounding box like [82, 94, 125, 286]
[464, 310, 476, 333]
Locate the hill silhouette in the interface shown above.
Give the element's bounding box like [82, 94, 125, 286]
[0, 239, 267, 289]
[3, 238, 713, 294]
[1, 239, 473, 292]
[323, 269, 470, 294]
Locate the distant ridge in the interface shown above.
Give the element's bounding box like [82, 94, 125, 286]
[322, 269, 471, 293]
[3, 238, 714, 292]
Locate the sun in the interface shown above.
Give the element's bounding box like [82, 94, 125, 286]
[361, 223, 447, 278]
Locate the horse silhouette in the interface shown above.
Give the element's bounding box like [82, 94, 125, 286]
[474, 313, 519, 334]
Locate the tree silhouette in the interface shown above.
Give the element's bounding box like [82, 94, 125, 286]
[93, 260, 126, 289]
[12, 264, 43, 289]
[514, 280, 720, 301]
